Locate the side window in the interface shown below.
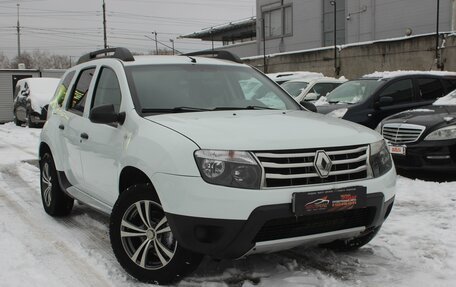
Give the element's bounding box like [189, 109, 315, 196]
[68, 68, 96, 115]
[52, 71, 75, 108]
[379, 79, 413, 104]
[417, 78, 444, 101]
[91, 68, 122, 113]
[23, 82, 30, 96]
[311, 83, 337, 97]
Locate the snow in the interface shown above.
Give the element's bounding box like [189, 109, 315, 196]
[1, 122, 456, 286]
[433, 90, 456, 106]
[23, 78, 61, 113]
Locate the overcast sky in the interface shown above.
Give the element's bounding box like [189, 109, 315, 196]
[0, 0, 256, 59]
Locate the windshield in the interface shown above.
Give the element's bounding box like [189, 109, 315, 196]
[280, 81, 309, 97]
[326, 79, 383, 104]
[433, 89, 456, 106]
[126, 64, 300, 113]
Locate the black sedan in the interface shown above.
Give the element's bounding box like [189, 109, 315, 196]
[377, 90, 456, 171]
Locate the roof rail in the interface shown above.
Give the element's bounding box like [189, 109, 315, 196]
[77, 47, 135, 64]
[184, 50, 242, 63]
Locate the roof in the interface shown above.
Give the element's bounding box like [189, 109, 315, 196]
[362, 70, 456, 79]
[286, 77, 347, 84]
[181, 17, 256, 41]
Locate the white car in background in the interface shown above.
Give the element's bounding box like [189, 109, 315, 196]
[13, 77, 61, 127]
[281, 77, 347, 103]
[266, 71, 323, 84]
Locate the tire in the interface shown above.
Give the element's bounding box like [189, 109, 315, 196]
[13, 111, 24, 126]
[40, 152, 74, 216]
[26, 110, 37, 128]
[110, 184, 203, 284]
[320, 226, 381, 252]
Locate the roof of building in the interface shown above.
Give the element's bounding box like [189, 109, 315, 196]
[181, 17, 256, 41]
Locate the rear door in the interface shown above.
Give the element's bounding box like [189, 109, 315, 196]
[61, 67, 96, 188]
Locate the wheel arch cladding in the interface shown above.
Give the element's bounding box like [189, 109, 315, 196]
[39, 142, 51, 160]
[119, 166, 153, 195]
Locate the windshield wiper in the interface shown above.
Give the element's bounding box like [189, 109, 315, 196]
[142, 106, 211, 113]
[212, 105, 277, 111]
[328, 100, 340, 104]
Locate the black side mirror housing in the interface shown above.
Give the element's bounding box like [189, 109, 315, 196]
[89, 104, 125, 125]
[300, 101, 318, 112]
[376, 96, 394, 108]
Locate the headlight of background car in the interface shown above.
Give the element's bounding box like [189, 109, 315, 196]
[370, 140, 393, 177]
[194, 150, 261, 189]
[374, 123, 382, 134]
[424, 125, 456, 141]
[327, 108, 348, 118]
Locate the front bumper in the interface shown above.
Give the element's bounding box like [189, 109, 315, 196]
[390, 139, 456, 171]
[166, 194, 394, 259]
[30, 106, 48, 124]
[152, 168, 396, 259]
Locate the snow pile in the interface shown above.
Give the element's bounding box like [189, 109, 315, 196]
[363, 70, 456, 79]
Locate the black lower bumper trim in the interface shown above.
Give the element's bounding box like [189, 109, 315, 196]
[166, 192, 394, 259]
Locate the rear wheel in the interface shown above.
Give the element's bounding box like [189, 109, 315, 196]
[40, 152, 74, 216]
[110, 184, 202, 284]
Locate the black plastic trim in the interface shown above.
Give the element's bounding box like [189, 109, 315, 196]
[166, 192, 394, 259]
[77, 47, 134, 64]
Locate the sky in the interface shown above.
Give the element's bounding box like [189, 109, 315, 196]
[0, 0, 256, 60]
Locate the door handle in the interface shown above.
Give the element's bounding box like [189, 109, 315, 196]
[58, 124, 64, 130]
[80, 133, 89, 140]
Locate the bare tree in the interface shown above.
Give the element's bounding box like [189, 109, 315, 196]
[0, 52, 10, 68]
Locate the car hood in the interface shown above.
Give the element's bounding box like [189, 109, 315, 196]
[145, 110, 381, 150]
[382, 105, 456, 127]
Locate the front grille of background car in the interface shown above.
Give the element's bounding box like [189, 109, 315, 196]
[382, 123, 426, 144]
[254, 145, 369, 188]
[254, 207, 375, 242]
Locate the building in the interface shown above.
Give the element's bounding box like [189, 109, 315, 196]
[183, 0, 456, 58]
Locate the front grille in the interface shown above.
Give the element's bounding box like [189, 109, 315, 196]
[254, 207, 375, 242]
[254, 145, 369, 188]
[382, 123, 425, 144]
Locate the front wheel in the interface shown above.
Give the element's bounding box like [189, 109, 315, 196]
[26, 110, 37, 128]
[110, 184, 202, 284]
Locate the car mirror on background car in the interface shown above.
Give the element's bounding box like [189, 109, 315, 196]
[300, 101, 317, 112]
[376, 96, 394, 108]
[304, 93, 318, 101]
[89, 104, 125, 125]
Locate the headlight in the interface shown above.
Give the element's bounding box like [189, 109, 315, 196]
[424, 125, 456, 141]
[369, 140, 393, 177]
[327, 108, 348, 118]
[375, 123, 382, 134]
[194, 150, 261, 189]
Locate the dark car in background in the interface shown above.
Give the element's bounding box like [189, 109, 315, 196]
[13, 78, 60, 127]
[377, 89, 456, 171]
[316, 72, 456, 129]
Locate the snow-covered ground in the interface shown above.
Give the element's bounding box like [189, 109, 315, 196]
[0, 122, 455, 287]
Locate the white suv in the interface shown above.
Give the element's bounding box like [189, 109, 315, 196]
[39, 48, 396, 284]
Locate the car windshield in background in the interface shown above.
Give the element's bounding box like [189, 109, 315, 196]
[326, 79, 383, 104]
[433, 89, 456, 106]
[281, 81, 309, 97]
[126, 64, 300, 113]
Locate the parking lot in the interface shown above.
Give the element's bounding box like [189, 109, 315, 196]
[0, 122, 455, 287]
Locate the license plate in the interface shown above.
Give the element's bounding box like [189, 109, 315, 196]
[292, 186, 367, 216]
[388, 145, 406, 155]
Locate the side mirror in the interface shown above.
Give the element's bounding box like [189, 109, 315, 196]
[301, 101, 317, 112]
[303, 92, 318, 101]
[89, 104, 125, 125]
[376, 96, 394, 107]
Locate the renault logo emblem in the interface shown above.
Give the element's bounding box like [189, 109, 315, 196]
[314, 150, 332, 178]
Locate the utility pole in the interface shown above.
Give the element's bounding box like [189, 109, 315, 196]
[16, 3, 21, 58]
[170, 39, 175, 55]
[103, 0, 108, 49]
[436, 0, 442, 69]
[154, 31, 158, 54]
[210, 28, 214, 54]
[330, 1, 339, 76]
[262, 17, 267, 73]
